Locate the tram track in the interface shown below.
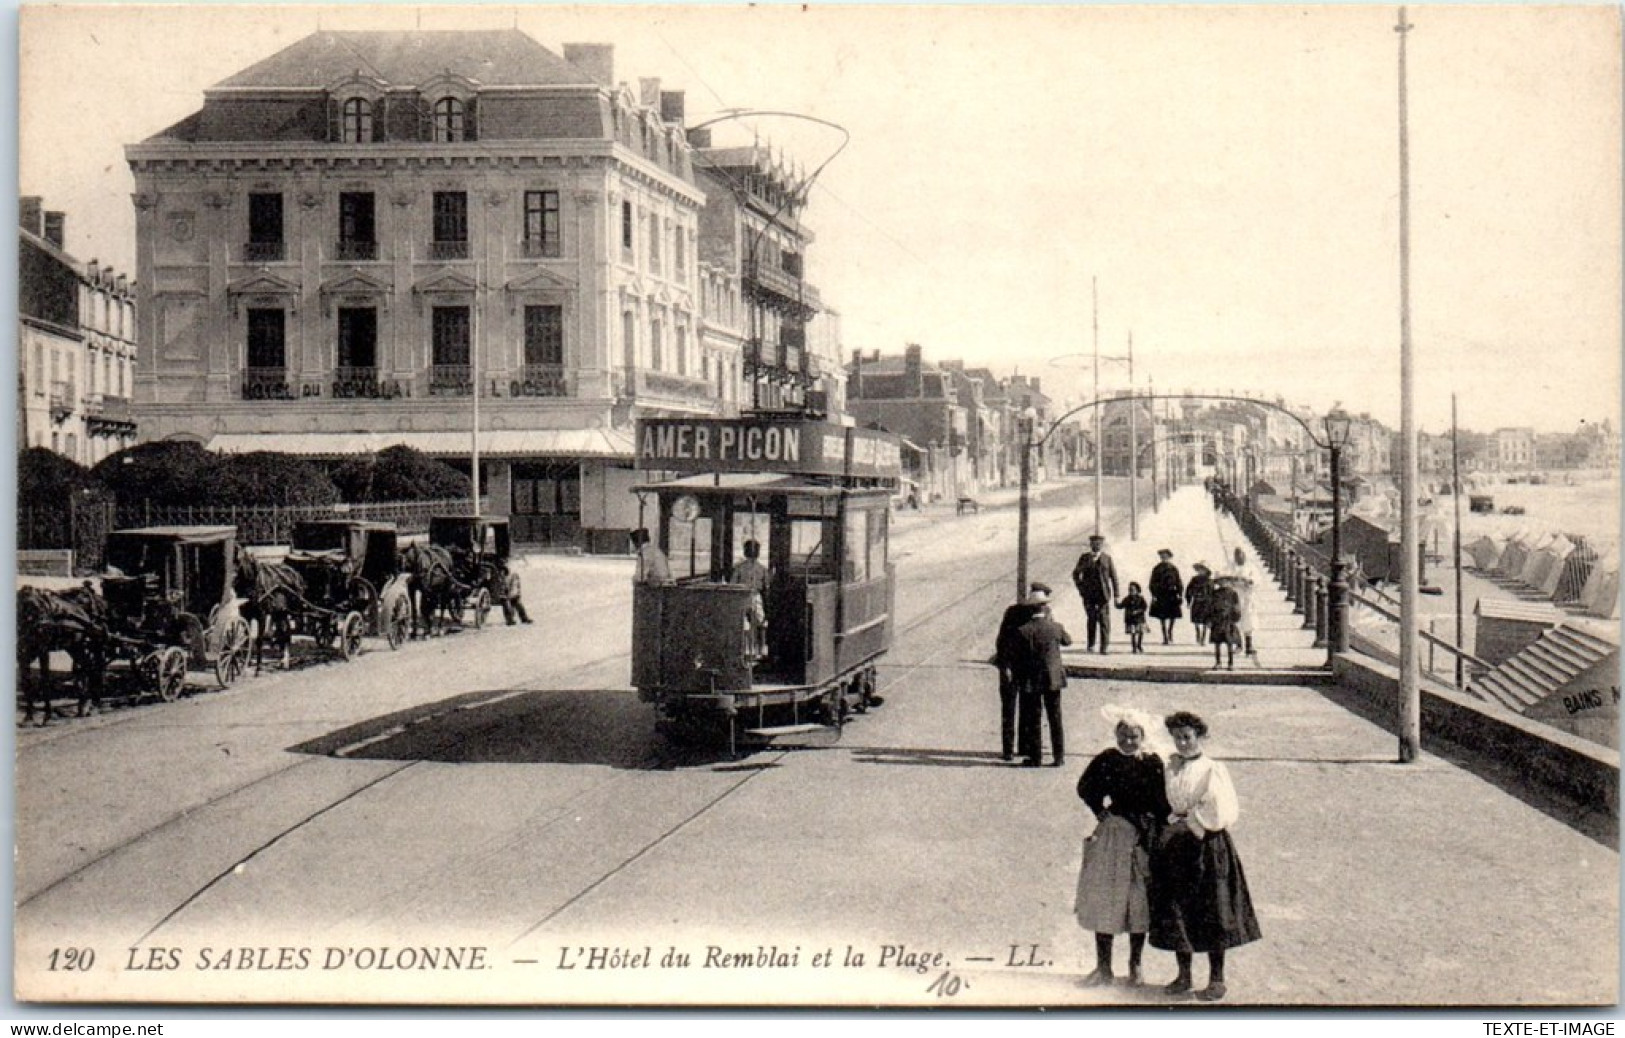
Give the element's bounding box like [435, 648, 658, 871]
[22, 484, 1115, 954]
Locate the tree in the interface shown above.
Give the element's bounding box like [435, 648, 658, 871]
[331, 445, 471, 502]
[212, 452, 340, 507]
[91, 440, 217, 507]
[19, 447, 104, 508]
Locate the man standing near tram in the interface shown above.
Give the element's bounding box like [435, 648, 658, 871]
[1072, 533, 1120, 654]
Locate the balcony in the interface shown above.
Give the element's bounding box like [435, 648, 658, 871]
[331, 366, 381, 398]
[334, 240, 378, 262]
[428, 364, 473, 397]
[430, 240, 470, 261]
[48, 381, 76, 422]
[243, 241, 286, 263]
[745, 257, 821, 311]
[509, 364, 569, 398]
[521, 238, 561, 260]
[85, 394, 138, 433]
[619, 368, 713, 404]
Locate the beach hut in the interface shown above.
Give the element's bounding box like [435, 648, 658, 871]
[1554, 540, 1600, 604]
[1465, 534, 1502, 571]
[1521, 532, 1573, 597]
[1473, 597, 1564, 667]
[1496, 532, 1531, 579]
[1581, 547, 1620, 619]
[1341, 513, 1397, 584]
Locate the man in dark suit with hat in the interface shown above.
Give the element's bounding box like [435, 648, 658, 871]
[1071, 533, 1120, 654]
[994, 582, 1052, 762]
[1015, 584, 1073, 767]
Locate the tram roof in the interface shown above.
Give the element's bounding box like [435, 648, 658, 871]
[635, 473, 891, 499]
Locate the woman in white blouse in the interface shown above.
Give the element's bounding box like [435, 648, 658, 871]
[1147, 711, 1261, 1002]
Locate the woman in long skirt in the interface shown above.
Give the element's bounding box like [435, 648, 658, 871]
[1074, 706, 1170, 987]
[1148, 710, 1261, 1001]
[1148, 549, 1184, 645]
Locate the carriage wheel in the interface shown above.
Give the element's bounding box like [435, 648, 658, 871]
[384, 596, 411, 650]
[347, 578, 379, 625]
[214, 617, 251, 688]
[339, 611, 365, 660]
[472, 588, 491, 629]
[156, 646, 189, 702]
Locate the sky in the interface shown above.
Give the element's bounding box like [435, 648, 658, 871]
[16, 2, 1623, 435]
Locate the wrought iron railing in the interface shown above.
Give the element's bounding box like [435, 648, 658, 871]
[428, 364, 473, 396]
[521, 238, 561, 259]
[430, 240, 470, 261]
[243, 241, 286, 263]
[510, 364, 569, 397]
[242, 369, 296, 401]
[334, 240, 378, 262]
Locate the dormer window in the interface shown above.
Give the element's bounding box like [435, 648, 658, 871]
[341, 98, 374, 143]
[432, 97, 465, 143]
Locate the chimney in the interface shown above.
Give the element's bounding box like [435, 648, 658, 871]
[639, 77, 662, 108]
[687, 127, 712, 149]
[660, 89, 685, 124]
[43, 211, 66, 250]
[904, 343, 923, 396]
[20, 196, 42, 237]
[562, 43, 614, 87]
[87, 259, 100, 282]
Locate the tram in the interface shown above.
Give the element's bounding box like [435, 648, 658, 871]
[631, 416, 902, 751]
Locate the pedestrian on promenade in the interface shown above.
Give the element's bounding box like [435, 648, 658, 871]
[1224, 547, 1261, 656]
[992, 587, 1042, 763]
[1071, 534, 1119, 654]
[1148, 549, 1184, 645]
[1185, 562, 1215, 646]
[1074, 705, 1170, 988]
[1118, 583, 1149, 654]
[1015, 586, 1072, 767]
[1208, 578, 1242, 670]
[1148, 710, 1261, 1002]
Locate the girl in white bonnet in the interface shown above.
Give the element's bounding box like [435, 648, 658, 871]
[1073, 705, 1171, 987]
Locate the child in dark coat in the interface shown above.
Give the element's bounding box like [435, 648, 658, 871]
[1119, 583, 1149, 654]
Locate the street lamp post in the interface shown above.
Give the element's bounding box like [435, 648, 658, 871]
[1324, 408, 1354, 665]
[1016, 408, 1035, 601]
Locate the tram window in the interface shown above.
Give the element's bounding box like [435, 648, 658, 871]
[870, 506, 888, 568]
[732, 511, 770, 568]
[843, 509, 869, 583]
[787, 519, 826, 576]
[668, 516, 713, 580]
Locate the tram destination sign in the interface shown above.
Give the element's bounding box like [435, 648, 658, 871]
[636, 418, 902, 480]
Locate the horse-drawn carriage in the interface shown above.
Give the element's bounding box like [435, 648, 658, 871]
[287, 520, 413, 649]
[421, 515, 513, 630]
[18, 526, 255, 723]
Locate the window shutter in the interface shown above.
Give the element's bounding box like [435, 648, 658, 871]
[465, 97, 479, 142]
[327, 96, 339, 143]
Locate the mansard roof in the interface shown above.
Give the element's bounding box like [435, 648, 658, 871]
[210, 30, 594, 92]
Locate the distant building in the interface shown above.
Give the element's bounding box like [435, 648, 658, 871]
[19, 197, 138, 464]
[1493, 427, 1537, 471]
[848, 344, 969, 501]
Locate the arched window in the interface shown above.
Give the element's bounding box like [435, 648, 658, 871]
[341, 98, 373, 143]
[432, 97, 465, 143]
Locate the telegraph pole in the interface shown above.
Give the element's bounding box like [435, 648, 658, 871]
[1092, 277, 1102, 535]
[1453, 393, 1464, 690]
[1397, 6, 1422, 762]
[1128, 332, 1138, 540]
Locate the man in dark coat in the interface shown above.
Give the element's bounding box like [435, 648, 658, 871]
[1071, 533, 1120, 654]
[1015, 587, 1073, 767]
[994, 587, 1046, 763]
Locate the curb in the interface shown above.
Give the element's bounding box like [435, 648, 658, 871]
[1064, 662, 1334, 685]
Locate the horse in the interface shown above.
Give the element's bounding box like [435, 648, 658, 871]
[234, 547, 307, 673]
[398, 542, 463, 638]
[16, 584, 110, 725]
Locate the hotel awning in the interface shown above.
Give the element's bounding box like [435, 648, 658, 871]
[207, 427, 635, 461]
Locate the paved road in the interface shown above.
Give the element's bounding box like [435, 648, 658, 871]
[13, 481, 1617, 1007]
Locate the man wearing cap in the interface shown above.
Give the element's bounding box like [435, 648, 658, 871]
[993, 584, 1045, 763]
[1014, 585, 1073, 767]
[1071, 533, 1120, 654]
